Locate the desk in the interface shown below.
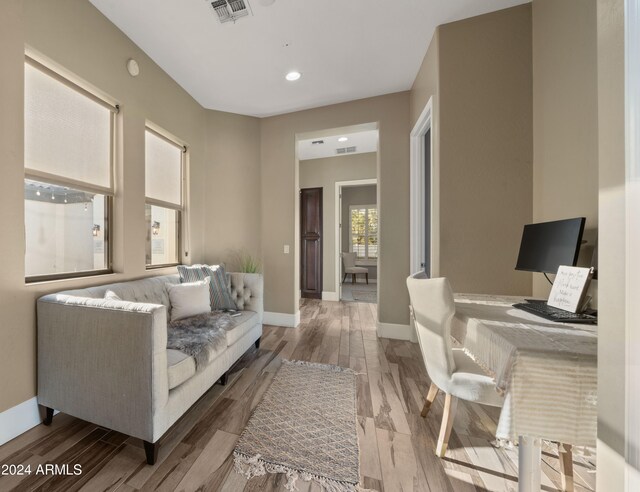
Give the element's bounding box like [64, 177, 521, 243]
[452, 294, 597, 491]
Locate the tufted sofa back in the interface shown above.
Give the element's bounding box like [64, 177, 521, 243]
[54, 272, 263, 318]
[228, 273, 263, 316]
[61, 275, 179, 311]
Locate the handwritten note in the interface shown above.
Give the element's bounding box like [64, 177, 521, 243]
[548, 266, 593, 313]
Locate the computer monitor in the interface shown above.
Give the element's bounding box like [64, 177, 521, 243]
[515, 217, 586, 274]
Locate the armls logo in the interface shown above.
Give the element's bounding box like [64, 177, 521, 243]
[36, 464, 82, 476]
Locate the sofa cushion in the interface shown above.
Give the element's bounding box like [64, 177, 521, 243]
[178, 264, 236, 310]
[226, 311, 259, 346]
[167, 349, 196, 390]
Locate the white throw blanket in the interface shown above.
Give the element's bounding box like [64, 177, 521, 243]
[167, 311, 234, 368]
[452, 294, 597, 447]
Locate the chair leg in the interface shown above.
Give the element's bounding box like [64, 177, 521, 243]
[558, 443, 574, 492]
[352, 274, 356, 284]
[365, 272, 369, 284]
[421, 383, 439, 418]
[143, 440, 158, 465]
[343, 273, 347, 283]
[436, 393, 458, 458]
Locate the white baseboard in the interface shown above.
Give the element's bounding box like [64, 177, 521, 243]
[377, 321, 417, 342]
[322, 291, 340, 301]
[0, 397, 42, 447]
[263, 311, 300, 328]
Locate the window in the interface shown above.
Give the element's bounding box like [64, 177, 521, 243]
[145, 128, 184, 267]
[349, 205, 378, 260]
[24, 57, 116, 282]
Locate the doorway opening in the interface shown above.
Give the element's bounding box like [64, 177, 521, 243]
[296, 123, 379, 305]
[336, 179, 377, 302]
[410, 97, 437, 277]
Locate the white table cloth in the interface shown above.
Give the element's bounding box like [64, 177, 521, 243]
[451, 294, 597, 447]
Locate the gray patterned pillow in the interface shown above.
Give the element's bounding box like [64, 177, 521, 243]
[177, 264, 236, 310]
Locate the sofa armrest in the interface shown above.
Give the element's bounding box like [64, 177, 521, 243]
[36, 295, 169, 442]
[228, 273, 263, 320]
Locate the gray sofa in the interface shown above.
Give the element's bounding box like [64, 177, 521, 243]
[36, 272, 263, 465]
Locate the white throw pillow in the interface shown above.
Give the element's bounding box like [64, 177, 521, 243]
[168, 278, 211, 322]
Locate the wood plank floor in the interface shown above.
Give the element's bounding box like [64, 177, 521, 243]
[0, 299, 596, 491]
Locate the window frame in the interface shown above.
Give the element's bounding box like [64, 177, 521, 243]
[24, 56, 117, 283]
[144, 126, 186, 270]
[348, 204, 378, 262]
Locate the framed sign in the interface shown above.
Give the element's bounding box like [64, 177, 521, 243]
[548, 266, 594, 313]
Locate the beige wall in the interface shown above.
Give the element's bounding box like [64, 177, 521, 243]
[260, 93, 410, 325]
[411, 4, 533, 295]
[299, 153, 377, 293]
[0, 0, 32, 414]
[410, 28, 439, 130]
[0, 0, 261, 414]
[203, 110, 261, 269]
[532, 0, 599, 299]
[595, 0, 626, 487]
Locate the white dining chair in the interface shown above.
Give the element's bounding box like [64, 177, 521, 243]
[406, 275, 575, 492]
[342, 252, 368, 284]
[406, 275, 504, 457]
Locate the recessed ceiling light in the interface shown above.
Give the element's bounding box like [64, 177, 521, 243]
[286, 71, 301, 81]
[338, 137, 348, 142]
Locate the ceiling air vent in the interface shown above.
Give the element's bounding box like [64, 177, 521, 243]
[209, 0, 252, 23]
[336, 146, 357, 155]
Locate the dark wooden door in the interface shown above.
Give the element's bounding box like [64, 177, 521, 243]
[300, 187, 323, 299]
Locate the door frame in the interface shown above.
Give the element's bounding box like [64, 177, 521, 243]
[410, 96, 438, 277]
[626, 0, 640, 488]
[335, 178, 377, 300]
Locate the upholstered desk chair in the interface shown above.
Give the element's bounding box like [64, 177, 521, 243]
[406, 275, 504, 457]
[342, 252, 368, 284]
[407, 276, 575, 490]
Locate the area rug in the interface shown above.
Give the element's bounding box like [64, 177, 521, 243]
[351, 290, 377, 303]
[233, 360, 360, 492]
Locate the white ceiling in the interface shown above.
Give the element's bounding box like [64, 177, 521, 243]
[89, 0, 528, 117]
[298, 129, 378, 161]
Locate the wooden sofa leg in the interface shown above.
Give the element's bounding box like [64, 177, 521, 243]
[366, 272, 369, 284]
[343, 273, 347, 282]
[43, 407, 54, 426]
[219, 371, 229, 386]
[143, 441, 158, 465]
[255, 337, 261, 349]
[421, 383, 439, 418]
